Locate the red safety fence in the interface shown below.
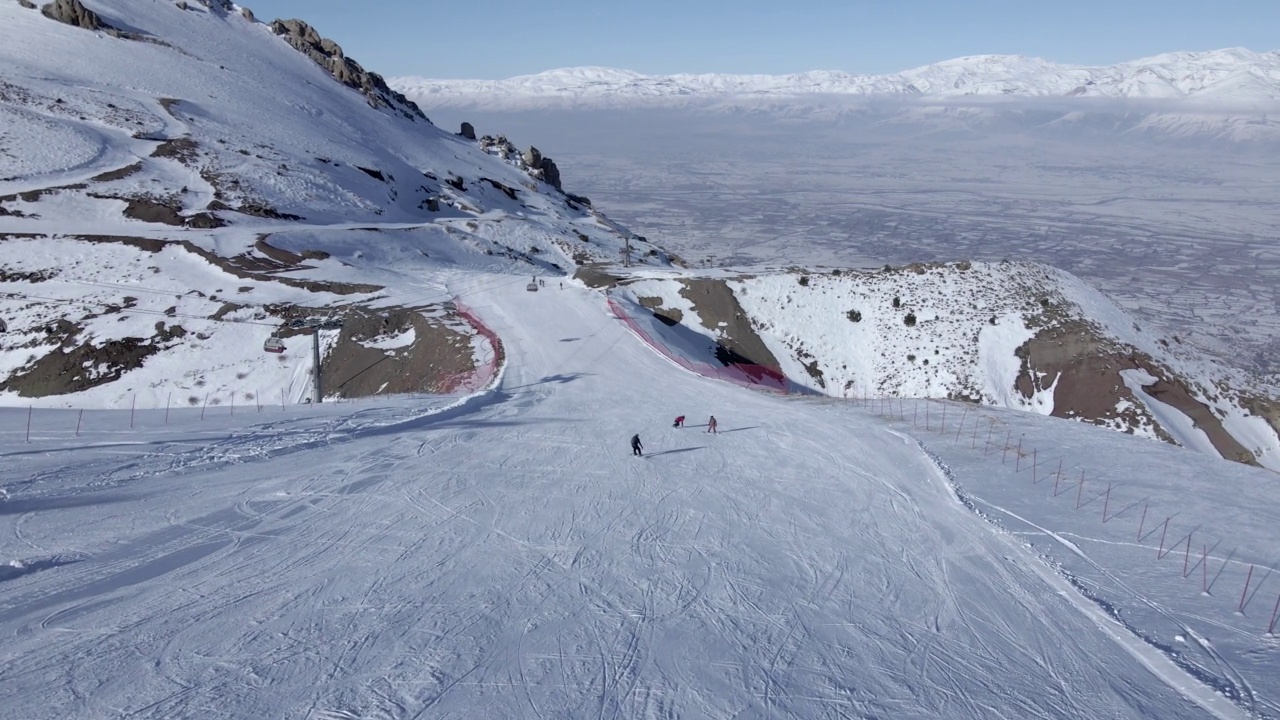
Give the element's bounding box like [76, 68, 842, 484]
[861, 393, 1280, 639]
[607, 295, 801, 395]
[439, 298, 505, 394]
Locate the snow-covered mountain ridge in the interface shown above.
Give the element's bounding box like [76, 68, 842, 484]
[596, 261, 1280, 471]
[0, 0, 666, 407]
[392, 48, 1280, 107]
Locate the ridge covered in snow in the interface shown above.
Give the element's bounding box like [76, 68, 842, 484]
[392, 48, 1280, 108]
[0, 0, 666, 408]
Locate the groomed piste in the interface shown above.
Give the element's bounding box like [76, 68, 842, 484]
[2, 274, 1277, 719]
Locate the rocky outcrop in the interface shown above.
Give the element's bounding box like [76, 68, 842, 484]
[459, 122, 476, 140]
[40, 0, 117, 32]
[1015, 321, 1260, 465]
[522, 146, 562, 191]
[478, 136, 564, 191]
[17, 0, 37, 9]
[269, 19, 426, 121]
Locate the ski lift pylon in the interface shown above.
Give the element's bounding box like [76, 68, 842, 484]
[263, 336, 285, 353]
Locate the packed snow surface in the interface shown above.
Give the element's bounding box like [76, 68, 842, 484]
[1, 276, 1277, 718]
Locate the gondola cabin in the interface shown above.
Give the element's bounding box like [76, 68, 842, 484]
[526, 279, 539, 292]
[263, 336, 285, 353]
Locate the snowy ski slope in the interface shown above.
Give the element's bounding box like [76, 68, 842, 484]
[2, 276, 1276, 719]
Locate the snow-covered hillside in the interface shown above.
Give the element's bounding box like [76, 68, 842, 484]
[604, 262, 1280, 472]
[0, 0, 666, 408]
[393, 48, 1280, 107]
[2, 275, 1278, 719]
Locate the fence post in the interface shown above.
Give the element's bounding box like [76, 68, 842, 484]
[230, 393, 234, 417]
[984, 420, 993, 454]
[913, 401, 918, 428]
[1137, 503, 1147, 541]
[971, 416, 979, 448]
[956, 408, 967, 441]
[1157, 518, 1169, 558]
[925, 403, 930, 432]
[1032, 448, 1038, 482]
[1182, 532, 1193, 578]
[1268, 593, 1280, 635]
[1015, 437, 1023, 471]
[165, 392, 171, 425]
[941, 403, 946, 433]
[1075, 471, 1085, 509]
[1052, 459, 1063, 495]
[75, 408, 83, 438]
[281, 388, 285, 411]
[200, 393, 209, 420]
[130, 394, 136, 429]
[25, 405, 32, 443]
[256, 390, 261, 413]
[1240, 565, 1255, 613]
[1202, 545, 1209, 594]
[1101, 483, 1112, 522]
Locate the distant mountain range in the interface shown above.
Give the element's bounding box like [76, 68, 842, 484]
[392, 48, 1280, 109]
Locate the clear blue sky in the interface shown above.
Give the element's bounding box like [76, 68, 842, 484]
[243, 0, 1280, 79]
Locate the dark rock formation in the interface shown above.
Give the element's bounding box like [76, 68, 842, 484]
[18, 0, 36, 9]
[269, 19, 427, 121]
[40, 0, 115, 32]
[479, 136, 564, 192]
[459, 122, 476, 140]
[239, 5, 254, 21]
[522, 146, 562, 191]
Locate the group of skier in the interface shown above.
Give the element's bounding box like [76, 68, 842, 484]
[630, 414, 718, 456]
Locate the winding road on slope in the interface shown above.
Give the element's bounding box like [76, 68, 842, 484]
[0, 275, 1240, 719]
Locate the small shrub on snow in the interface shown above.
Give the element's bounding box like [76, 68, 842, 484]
[798, 275, 810, 286]
[846, 309, 862, 323]
[892, 296, 901, 309]
[904, 312, 917, 327]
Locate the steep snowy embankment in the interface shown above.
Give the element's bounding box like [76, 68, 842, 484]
[602, 262, 1280, 470]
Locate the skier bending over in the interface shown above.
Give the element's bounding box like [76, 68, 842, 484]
[706, 415, 718, 434]
[631, 433, 644, 456]
[673, 415, 685, 428]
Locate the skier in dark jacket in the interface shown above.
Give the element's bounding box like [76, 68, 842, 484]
[631, 433, 643, 456]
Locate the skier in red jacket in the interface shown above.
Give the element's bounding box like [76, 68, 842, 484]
[673, 415, 685, 428]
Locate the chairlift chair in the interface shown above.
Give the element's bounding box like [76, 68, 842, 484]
[263, 336, 286, 353]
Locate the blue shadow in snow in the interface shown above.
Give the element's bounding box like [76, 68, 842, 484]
[646, 446, 706, 457]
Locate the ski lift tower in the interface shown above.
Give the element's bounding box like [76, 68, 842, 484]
[289, 316, 344, 403]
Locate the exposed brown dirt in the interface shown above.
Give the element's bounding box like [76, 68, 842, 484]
[573, 264, 624, 289]
[1016, 320, 1258, 465]
[69, 234, 381, 295]
[90, 162, 143, 183]
[638, 296, 683, 326]
[122, 197, 184, 225]
[151, 137, 199, 164]
[320, 306, 477, 398]
[678, 278, 781, 369]
[0, 323, 185, 397]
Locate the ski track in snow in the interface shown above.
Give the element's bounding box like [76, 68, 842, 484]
[0, 277, 1274, 718]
